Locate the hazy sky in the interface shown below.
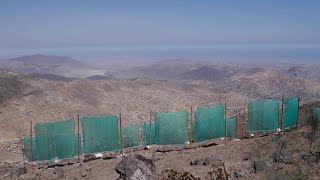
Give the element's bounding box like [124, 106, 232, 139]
[1, 0, 320, 48]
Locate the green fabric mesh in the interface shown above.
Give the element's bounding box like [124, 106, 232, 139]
[192, 105, 225, 142]
[122, 125, 141, 148]
[143, 123, 155, 146]
[283, 97, 298, 129]
[23, 136, 36, 161]
[154, 110, 189, 145]
[226, 117, 236, 138]
[81, 115, 119, 154]
[34, 120, 76, 161]
[247, 100, 279, 132]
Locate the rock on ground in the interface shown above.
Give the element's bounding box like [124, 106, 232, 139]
[115, 154, 156, 180]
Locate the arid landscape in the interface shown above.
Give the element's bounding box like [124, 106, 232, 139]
[0, 54, 320, 179]
[1, 1, 320, 179]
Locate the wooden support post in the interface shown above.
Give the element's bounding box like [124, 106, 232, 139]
[119, 113, 123, 156]
[21, 137, 25, 167]
[140, 123, 143, 147]
[149, 111, 152, 152]
[77, 114, 80, 163]
[242, 100, 246, 138]
[190, 106, 193, 144]
[225, 102, 227, 144]
[296, 97, 300, 129]
[281, 97, 284, 130]
[235, 116, 238, 139]
[29, 120, 33, 164]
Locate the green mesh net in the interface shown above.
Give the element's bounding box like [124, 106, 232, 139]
[283, 97, 298, 129]
[226, 117, 236, 138]
[247, 100, 279, 132]
[23, 136, 36, 161]
[122, 125, 141, 148]
[154, 110, 189, 145]
[34, 120, 76, 161]
[81, 115, 119, 154]
[143, 123, 155, 146]
[192, 105, 225, 142]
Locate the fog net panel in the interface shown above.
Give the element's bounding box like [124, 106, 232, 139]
[283, 97, 298, 129]
[192, 105, 225, 143]
[23, 136, 37, 161]
[227, 117, 236, 138]
[247, 100, 279, 132]
[143, 123, 155, 146]
[81, 116, 119, 154]
[154, 110, 189, 145]
[34, 119, 76, 161]
[122, 125, 140, 148]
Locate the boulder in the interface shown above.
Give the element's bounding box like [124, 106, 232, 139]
[274, 150, 294, 164]
[253, 160, 265, 173]
[115, 154, 156, 180]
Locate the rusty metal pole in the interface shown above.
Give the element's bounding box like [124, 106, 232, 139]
[29, 120, 33, 164]
[77, 114, 80, 162]
[225, 102, 227, 144]
[190, 106, 193, 144]
[281, 97, 284, 130]
[119, 113, 123, 156]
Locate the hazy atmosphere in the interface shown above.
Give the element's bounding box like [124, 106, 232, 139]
[1, 0, 320, 61]
[1, 1, 320, 180]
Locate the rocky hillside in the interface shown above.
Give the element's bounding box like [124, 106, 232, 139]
[0, 71, 30, 105]
[0, 71, 248, 141]
[208, 68, 320, 101]
[0, 64, 319, 179]
[0, 67, 319, 141]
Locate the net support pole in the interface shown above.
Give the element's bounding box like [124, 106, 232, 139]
[281, 97, 284, 130]
[29, 120, 33, 164]
[225, 102, 227, 144]
[296, 97, 300, 129]
[77, 114, 80, 163]
[119, 113, 123, 156]
[235, 116, 238, 139]
[242, 100, 246, 138]
[21, 137, 25, 167]
[149, 111, 152, 153]
[190, 106, 193, 144]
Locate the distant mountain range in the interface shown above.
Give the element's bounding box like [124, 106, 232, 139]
[0, 54, 105, 78]
[1, 54, 320, 85]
